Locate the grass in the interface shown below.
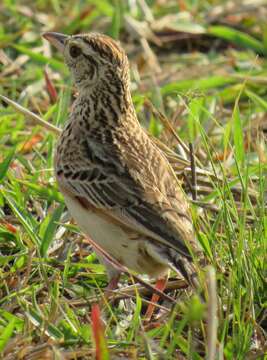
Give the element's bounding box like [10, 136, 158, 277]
[0, 0, 266, 359]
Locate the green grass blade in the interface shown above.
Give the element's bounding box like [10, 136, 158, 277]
[127, 292, 142, 342]
[12, 44, 66, 72]
[26, 308, 64, 340]
[0, 318, 16, 352]
[3, 193, 41, 247]
[39, 203, 65, 256]
[161, 75, 237, 95]
[208, 25, 266, 55]
[18, 180, 64, 203]
[87, 0, 114, 16]
[108, 0, 123, 39]
[55, 85, 72, 126]
[232, 103, 245, 166]
[0, 148, 16, 182]
[245, 89, 267, 110]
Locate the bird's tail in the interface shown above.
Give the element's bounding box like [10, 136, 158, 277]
[167, 248, 206, 292]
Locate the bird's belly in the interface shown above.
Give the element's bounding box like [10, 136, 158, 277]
[63, 193, 168, 277]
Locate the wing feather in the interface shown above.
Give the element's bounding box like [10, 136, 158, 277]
[57, 129, 200, 259]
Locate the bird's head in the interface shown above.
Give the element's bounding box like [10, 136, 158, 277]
[43, 32, 130, 96]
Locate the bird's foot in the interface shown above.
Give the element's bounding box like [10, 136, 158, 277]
[103, 273, 121, 300]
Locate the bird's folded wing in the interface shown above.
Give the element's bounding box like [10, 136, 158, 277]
[58, 159, 197, 259]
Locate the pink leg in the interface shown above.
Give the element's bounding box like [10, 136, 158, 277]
[144, 276, 168, 322]
[104, 273, 121, 299]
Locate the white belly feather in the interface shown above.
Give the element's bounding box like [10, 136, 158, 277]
[63, 194, 143, 273]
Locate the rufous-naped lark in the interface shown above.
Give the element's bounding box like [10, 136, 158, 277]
[43, 32, 204, 291]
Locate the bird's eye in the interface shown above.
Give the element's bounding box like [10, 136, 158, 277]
[69, 45, 81, 58]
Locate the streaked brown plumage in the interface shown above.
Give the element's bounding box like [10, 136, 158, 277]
[43, 31, 203, 289]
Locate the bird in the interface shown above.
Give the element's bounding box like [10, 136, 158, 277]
[43, 31, 204, 294]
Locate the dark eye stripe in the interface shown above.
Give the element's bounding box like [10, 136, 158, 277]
[80, 37, 112, 62]
[82, 53, 98, 69]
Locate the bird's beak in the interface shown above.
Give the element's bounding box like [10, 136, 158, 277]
[42, 32, 68, 53]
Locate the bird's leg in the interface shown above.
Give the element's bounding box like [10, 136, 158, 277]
[91, 247, 122, 299]
[104, 273, 121, 299]
[144, 275, 169, 322]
